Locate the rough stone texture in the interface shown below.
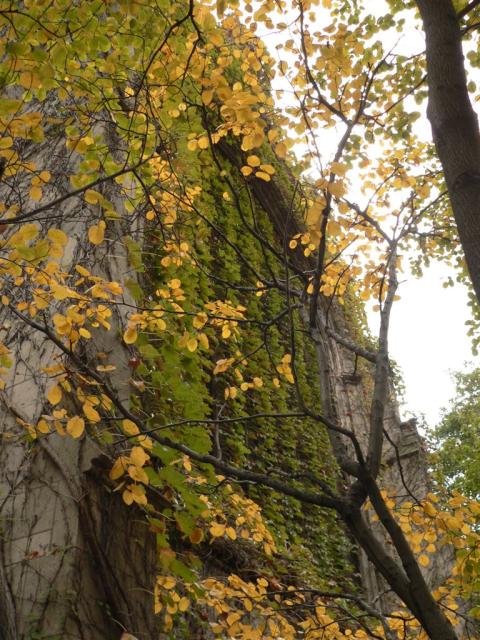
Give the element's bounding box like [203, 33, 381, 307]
[0, 109, 157, 639]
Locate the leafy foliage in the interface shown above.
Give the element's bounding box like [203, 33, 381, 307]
[431, 368, 480, 499]
[1, 0, 480, 638]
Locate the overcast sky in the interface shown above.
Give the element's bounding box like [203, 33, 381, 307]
[369, 265, 480, 427]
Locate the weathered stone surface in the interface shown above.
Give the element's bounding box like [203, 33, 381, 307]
[0, 113, 156, 640]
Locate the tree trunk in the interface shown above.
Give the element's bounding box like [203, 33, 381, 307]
[416, 0, 480, 303]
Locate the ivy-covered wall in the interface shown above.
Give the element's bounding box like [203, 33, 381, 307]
[126, 120, 355, 594]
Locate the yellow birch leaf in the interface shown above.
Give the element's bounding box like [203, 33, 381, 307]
[123, 489, 134, 505]
[419, 554, 430, 567]
[29, 185, 42, 201]
[130, 445, 149, 467]
[110, 456, 127, 480]
[127, 464, 149, 484]
[48, 228, 68, 246]
[260, 164, 275, 175]
[75, 265, 90, 276]
[423, 502, 437, 517]
[0, 137, 12, 149]
[37, 419, 50, 434]
[83, 402, 101, 422]
[178, 597, 190, 612]
[275, 142, 287, 158]
[331, 161, 349, 176]
[88, 221, 106, 245]
[158, 576, 176, 589]
[226, 526, 237, 540]
[123, 327, 138, 344]
[198, 333, 209, 349]
[210, 522, 226, 537]
[84, 189, 101, 204]
[66, 415, 85, 438]
[186, 337, 198, 352]
[201, 90, 214, 104]
[327, 181, 345, 197]
[47, 385, 62, 406]
[122, 419, 140, 435]
[247, 155, 261, 167]
[96, 364, 116, 372]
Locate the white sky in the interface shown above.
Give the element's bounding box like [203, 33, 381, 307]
[368, 266, 480, 426]
[251, 1, 480, 429]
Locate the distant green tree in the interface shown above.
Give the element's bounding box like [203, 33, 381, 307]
[431, 368, 480, 498]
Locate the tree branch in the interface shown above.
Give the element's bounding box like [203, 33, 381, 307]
[458, 0, 480, 19]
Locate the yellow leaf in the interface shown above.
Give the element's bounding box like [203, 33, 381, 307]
[75, 264, 90, 276]
[122, 419, 140, 436]
[130, 445, 149, 467]
[37, 419, 50, 434]
[197, 136, 209, 150]
[275, 142, 287, 158]
[96, 364, 116, 372]
[48, 228, 68, 246]
[157, 576, 176, 589]
[66, 415, 85, 438]
[198, 333, 209, 349]
[47, 385, 62, 406]
[29, 185, 42, 201]
[84, 189, 101, 204]
[259, 164, 275, 175]
[227, 612, 241, 626]
[178, 597, 190, 612]
[255, 171, 271, 182]
[88, 221, 106, 245]
[83, 401, 101, 422]
[123, 488, 134, 505]
[186, 337, 198, 352]
[419, 554, 430, 567]
[110, 456, 127, 480]
[226, 526, 237, 540]
[247, 155, 261, 167]
[0, 137, 12, 150]
[330, 161, 348, 176]
[52, 285, 72, 301]
[128, 464, 149, 484]
[423, 502, 437, 517]
[209, 522, 226, 538]
[201, 90, 214, 104]
[123, 327, 138, 344]
[241, 166, 253, 176]
[327, 181, 345, 198]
